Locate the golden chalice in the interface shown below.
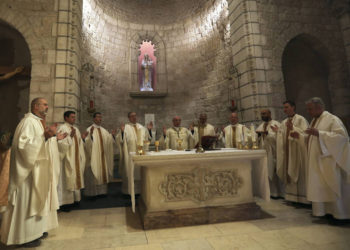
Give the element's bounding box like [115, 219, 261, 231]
[176, 138, 183, 150]
[137, 145, 144, 155]
[155, 140, 160, 152]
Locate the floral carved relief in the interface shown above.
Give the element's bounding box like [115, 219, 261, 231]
[159, 168, 244, 203]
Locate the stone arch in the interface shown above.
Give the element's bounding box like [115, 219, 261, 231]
[269, 23, 349, 119]
[129, 32, 167, 94]
[0, 11, 45, 103]
[0, 20, 31, 134]
[282, 34, 331, 119]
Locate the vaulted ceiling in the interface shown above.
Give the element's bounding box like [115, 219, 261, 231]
[95, 0, 213, 25]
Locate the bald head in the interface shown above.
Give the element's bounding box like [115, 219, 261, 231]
[172, 116, 181, 127]
[199, 113, 207, 125]
[31, 97, 44, 111]
[260, 109, 271, 122]
[31, 98, 48, 119]
[229, 112, 239, 125]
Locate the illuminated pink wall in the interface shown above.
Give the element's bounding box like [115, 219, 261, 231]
[138, 41, 157, 90]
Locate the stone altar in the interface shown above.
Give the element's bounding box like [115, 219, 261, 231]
[128, 149, 270, 229]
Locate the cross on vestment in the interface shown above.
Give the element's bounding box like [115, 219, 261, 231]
[285, 117, 293, 183]
[307, 117, 319, 148]
[263, 122, 269, 139]
[231, 126, 236, 147]
[97, 128, 107, 183]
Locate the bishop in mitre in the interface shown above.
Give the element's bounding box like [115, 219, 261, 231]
[221, 112, 251, 148]
[160, 116, 194, 150]
[117, 112, 153, 195]
[274, 101, 309, 204]
[57, 111, 86, 207]
[291, 97, 350, 220]
[256, 109, 283, 198]
[84, 112, 116, 197]
[192, 113, 216, 148]
[0, 98, 66, 247]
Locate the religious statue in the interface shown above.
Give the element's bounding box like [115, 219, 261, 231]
[140, 54, 153, 91]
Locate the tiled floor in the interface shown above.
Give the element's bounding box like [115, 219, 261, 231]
[1, 199, 350, 250]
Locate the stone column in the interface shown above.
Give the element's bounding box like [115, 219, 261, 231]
[53, 0, 83, 123]
[329, 0, 350, 119]
[228, 0, 271, 123]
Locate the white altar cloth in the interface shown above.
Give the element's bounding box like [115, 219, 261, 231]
[128, 148, 270, 212]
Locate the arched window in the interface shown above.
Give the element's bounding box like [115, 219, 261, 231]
[138, 41, 156, 91]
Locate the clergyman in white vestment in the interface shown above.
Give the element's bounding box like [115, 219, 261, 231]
[160, 116, 194, 150]
[84, 112, 115, 197]
[192, 113, 216, 148]
[256, 109, 283, 198]
[57, 111, 86, 207]
[291, 97, 350, 219]
[0, 98, 67, 247]
[117, 112, 153, 195]
[275, 101, 309, 204]
[221, 112, 251, 148]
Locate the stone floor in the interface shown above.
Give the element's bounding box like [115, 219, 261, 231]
[1, 198, 350, 250]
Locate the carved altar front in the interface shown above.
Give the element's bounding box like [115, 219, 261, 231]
[129, 149, 270, 229]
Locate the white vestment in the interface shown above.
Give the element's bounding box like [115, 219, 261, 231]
[221, 124, 251, 148]
[257, 120, 284, 198]
[276, 114, 309, 203]
[161, 127, 194, 150]
[193, 123, 216, 147]
[305, 111, 350, 219]
[117, 123, 151, 194]
[84, 124, 114, 196]
[57, 123, 86, 205]
[0, 113, 60, 245]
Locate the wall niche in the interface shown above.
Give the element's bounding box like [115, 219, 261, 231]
[129, 33, 167, 98]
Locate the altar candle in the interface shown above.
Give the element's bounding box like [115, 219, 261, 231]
[250, 124, 256, 143]
[89, 100, 94, 109]
[137, 135, 141, 146]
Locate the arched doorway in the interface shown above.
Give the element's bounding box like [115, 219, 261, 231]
[0, 20, 31, 135]
[282, 34, 331, 120]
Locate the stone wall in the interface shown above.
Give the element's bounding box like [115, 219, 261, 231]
[1, 0, 349, 131]
[81, 0, 232, 133]
[0, 23, 31, 133]
[0, 0, 58, 123]
[54, 0, 83, 124]
[257, 0, 350, 121]
[0, 0, 84, 125]
[227, 0, 350, 124]
[228, 0, 269, 124]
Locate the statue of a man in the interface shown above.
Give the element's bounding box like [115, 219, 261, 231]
[141, 54, 153, 91]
